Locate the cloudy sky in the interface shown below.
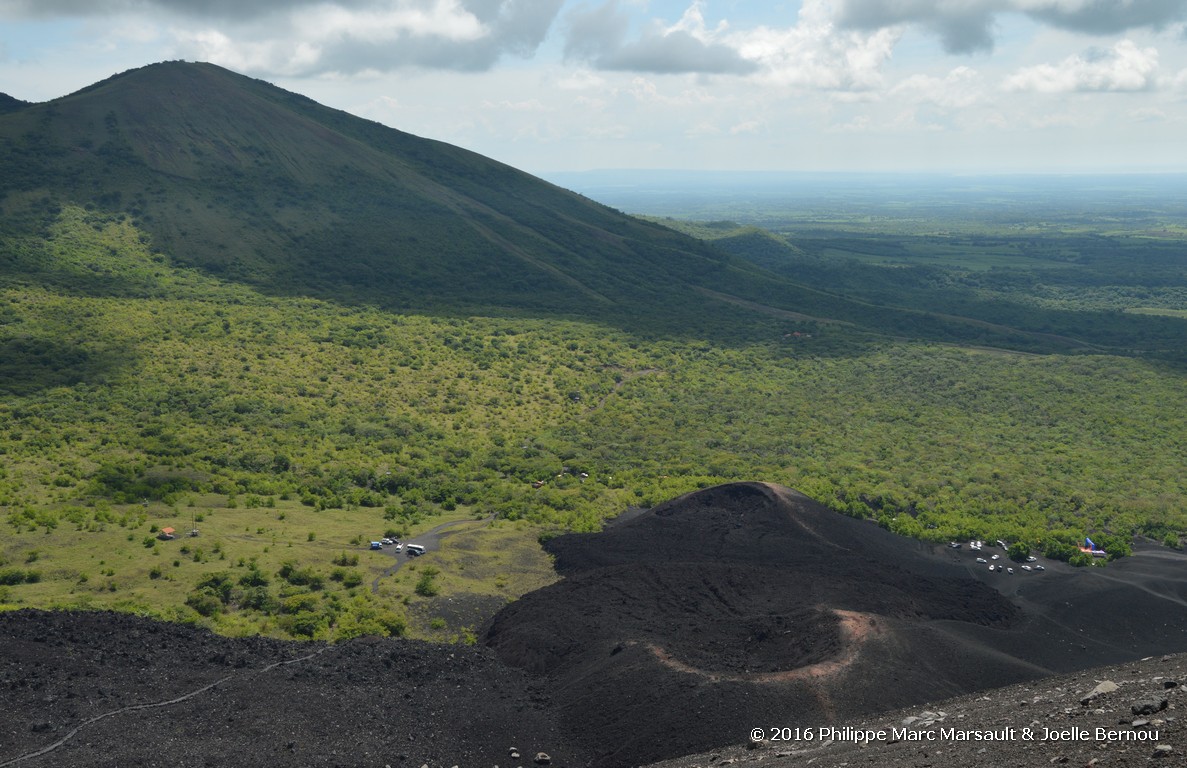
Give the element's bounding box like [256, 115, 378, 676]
[2, 0, 1186, 174]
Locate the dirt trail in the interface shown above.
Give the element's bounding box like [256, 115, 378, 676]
[0, 646, 334, 768]
[369, 513, 495, 593]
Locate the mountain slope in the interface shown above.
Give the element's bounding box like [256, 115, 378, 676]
[0, 93, 27, 114]
[0, 61, 1110, 351]
[0, 62, 753, 327]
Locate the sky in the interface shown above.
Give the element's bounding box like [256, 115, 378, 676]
[1, 1, 1186, 175]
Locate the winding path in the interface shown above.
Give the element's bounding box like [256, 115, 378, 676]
[0, 646, 334, 767]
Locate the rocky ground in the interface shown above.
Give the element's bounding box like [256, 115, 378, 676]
[647, 651, 1187, 768]
[0, 610, 581, 768]
[485, 482, 1187, 766]
[4, 482, 1187, 768]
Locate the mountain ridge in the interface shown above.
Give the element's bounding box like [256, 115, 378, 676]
[0, 61, 750, 324]
[0, 60, 1116, 351]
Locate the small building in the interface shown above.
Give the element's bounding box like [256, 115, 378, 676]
[158, 527, 176, 541]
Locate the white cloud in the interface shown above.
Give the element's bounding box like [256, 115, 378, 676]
[834, 0, 1187, 53]
[292, 0, 487, 45]
[564, 0, 756, 74]
[890, 65, 982, 107]
[1004, 39, 1159, 91]
[728, 0, 901, 90]
[172, 28, 322, 75]
[481, 97, 552, 112]
[555, 68, 608, 90]
[728, 119, 761, 134]
[15, 0, 566, 76]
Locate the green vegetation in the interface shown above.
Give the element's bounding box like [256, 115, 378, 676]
[2, 205, 1186, 639]
[3, 64, 1186, 641]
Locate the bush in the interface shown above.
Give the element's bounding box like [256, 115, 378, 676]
[196, 572, 236, 604]
[185, 591, 223, 617]
[0, 568, 39, 585]
[414, 566, 440, 597]
[278, 561, 324, 590]
[240, 586, 279, 613]
[238, 566, 269, 587]
[278, 611, 326, 638]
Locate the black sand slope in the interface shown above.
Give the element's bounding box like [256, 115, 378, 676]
[649, 650, 1187, 768]
[483, 482, 1187, 767]
[4, 483, 1187, 768]
[0, 610, 581, 768]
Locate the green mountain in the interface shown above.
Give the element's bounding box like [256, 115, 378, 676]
[0, 93, 28, 114]
[0, 62, 758, 328]
[0, 61, 1096, 351]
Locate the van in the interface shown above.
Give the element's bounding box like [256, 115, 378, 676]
[406, 544, 426, 556]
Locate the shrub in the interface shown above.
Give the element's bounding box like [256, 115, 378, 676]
[277, 561, 324, 589]
[0, 568, 39, 585]
[185, 591, 223, 617]
[414, 566, 440, 597]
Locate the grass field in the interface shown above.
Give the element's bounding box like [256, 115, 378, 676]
[0, 494, 520, 639]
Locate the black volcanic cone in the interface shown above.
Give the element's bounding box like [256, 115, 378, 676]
[484, 482, 1187, 767]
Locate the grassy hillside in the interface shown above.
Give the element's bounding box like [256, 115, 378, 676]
[0, 61, 1144, 355]
[3, 206, 1187, 638]
[0, 62, 757, 334]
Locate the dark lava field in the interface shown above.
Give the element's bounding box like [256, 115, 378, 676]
[4, 482, 1187, 767]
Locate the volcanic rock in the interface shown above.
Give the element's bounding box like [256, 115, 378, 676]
[1081, 680, 1119, 705]
[484, 482, 1187, 766]
[1132, 698, 1168, 715]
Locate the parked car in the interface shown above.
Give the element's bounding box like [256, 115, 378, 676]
[976, 557, 987, 563]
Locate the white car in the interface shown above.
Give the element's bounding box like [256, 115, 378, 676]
[381, 538, 394, 545]
[1021, 565, 1032, 571]
[991, 554, 1000, 560]
[976, 557, 987, 563]
[1035, 565, 1045, 571]
[1007, 567, 1015, 574]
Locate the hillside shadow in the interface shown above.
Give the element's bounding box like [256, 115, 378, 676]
[0, 336, 130, 397]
